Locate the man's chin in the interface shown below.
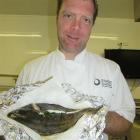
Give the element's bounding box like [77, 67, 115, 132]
[65, 45, 81, 52]
[59, 41, 84, 54]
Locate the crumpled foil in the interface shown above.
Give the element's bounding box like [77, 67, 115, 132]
[0, 119, 33, 140]
[61, 83, 108, 140]
[0, 78, 108, 140]
[0, 77, 52, 111]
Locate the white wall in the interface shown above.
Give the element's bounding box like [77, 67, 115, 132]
[0, 15, 140, 98]
[0, 15, 57, 75]
[87, 18, 140, 55]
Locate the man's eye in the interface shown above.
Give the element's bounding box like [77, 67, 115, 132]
[64, 13, 72, 19]
[82, 17, 92, 24]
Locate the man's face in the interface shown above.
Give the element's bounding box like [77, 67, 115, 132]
[57, 0, 94, 55]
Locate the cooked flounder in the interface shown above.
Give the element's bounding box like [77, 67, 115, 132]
[8, 103, 101, 136]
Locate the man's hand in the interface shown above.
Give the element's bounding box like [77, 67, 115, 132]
[104, 111, 132, 136]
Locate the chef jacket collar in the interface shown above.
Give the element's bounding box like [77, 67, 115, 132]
[56, 49, 87, 64]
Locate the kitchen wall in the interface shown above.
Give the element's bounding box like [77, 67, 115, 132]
[0, 15, 140, 98]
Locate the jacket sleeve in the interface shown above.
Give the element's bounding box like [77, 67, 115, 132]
[109, 65, 135, 122]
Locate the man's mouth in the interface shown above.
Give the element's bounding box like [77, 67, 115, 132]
[67, 35, 79, 41]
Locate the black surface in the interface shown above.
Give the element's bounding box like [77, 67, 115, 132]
[104, 49, 140, 79]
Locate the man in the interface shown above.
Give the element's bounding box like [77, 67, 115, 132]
[16, 0, 135, 139]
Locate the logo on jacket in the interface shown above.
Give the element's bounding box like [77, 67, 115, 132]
[94, 79, 112, 88]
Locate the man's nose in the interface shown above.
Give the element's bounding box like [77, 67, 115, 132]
[71, 18, 81, 31]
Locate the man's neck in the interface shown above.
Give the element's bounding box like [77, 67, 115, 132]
[63, 52, 78, 60]
[59, 49, 78, 60]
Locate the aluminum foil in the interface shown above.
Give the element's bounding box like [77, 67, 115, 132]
[0, 79, 108, 140]
[61, 83, 108, 140]
[0, 119, 33, 140]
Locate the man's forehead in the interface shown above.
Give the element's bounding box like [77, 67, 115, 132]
[61, 0, 94, 9]
[62, 0, 93, 5]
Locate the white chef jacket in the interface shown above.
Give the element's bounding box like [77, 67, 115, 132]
[16, 49, 135, 140]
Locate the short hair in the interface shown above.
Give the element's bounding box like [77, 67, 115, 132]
[56, 0, 98, 24]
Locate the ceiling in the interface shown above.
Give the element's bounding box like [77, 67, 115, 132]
[0, 0, 135, 19]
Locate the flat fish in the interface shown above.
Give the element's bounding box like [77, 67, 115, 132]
[8, 103, 102, 136]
